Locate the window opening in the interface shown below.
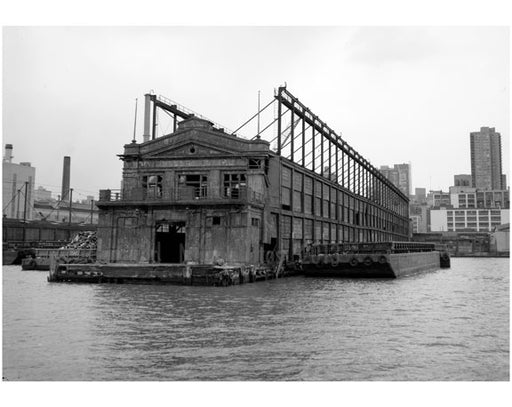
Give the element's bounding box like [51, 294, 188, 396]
[224, 173, 247, 199]
[178, 174, 208, 198]
[143, 175, 163, 198]
[249, 159, 262, 169]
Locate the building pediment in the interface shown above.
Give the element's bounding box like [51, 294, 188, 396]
[122, 124, 270, 161]
[146, 140, 237, 158]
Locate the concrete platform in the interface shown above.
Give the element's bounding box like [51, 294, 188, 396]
[47, 262, 290, 286]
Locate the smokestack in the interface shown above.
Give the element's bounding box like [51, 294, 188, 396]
[143, 93, 151, 143]
[61, 156, 71, 202]
[4, 144, 13, 163]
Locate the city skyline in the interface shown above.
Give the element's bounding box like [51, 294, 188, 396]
[3, 26, 509, 199]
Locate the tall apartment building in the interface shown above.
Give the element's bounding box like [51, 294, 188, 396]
[470, 127, 504, 190]
[380, 163, 411, 197]
[2, 144, 36, 220]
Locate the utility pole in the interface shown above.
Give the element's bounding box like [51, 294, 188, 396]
[90, 199, 94, 224]
[56, 195, 60, 222]
[23, 181, 29, 222]
[22, 181, 28, 243]
[16, 188, 21, 219]
[68, 188, 73, 227]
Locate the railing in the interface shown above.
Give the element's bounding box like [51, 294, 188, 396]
[3, 240, 67, 250]
[34, 248, 97, 260]
[99, 188, 162, 202]
[175, 186, 209, 201]
[305, 241, 437, 255]
[157, 95, 236, 136]
[175, 186, 264, 204]
[99, 187, 265, 205]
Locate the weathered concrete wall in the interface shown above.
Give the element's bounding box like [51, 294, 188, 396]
[97, 208, 153, 263]
[97, 118, 274, 265]
[185, 209, 251, 264]
[247, 208, 263, 264]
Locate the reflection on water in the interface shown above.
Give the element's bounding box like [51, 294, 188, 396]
[2, 258, 509, 381]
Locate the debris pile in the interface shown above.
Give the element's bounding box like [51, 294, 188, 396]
[60, 231, 97, 250]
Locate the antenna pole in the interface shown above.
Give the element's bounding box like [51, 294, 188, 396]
[132, 98, 138, 143]
[257, 90, 261, 138]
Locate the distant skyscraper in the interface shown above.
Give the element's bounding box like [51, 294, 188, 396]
[379, 163, 411, 197]
[415, 187, 426, 203]
[470, 127, 504, 190]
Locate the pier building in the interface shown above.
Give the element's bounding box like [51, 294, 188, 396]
[96, 87, 409, 265]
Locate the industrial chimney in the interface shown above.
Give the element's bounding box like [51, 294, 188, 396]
[61, 156, 71, 202]
[143, 93, 152, 143]
[4, 144, 13, 163]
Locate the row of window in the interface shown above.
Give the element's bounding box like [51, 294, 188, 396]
[281, 188, 408, 231]
[201, 215, 260, 227]
[142, 173, 247, 199]
[447, 210, 502, 216]
[279, 223, 404, 249]
[282, 166, 408, 218]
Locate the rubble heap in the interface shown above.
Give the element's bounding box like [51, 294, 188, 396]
[61, 231, 97, 250]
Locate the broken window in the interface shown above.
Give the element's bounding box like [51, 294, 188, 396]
[249, 159, 262, 169]
[223, 173, 247, 199]
[142, 175, 163, 198]
[178, 174, 208, 198]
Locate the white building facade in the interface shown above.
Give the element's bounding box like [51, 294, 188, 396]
[430, 208, 510, 232]
[2, 144, 36, 220]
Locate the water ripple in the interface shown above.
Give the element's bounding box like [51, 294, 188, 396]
[3, 258, 509, 381]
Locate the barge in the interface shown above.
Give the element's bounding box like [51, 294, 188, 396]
[22, 248, 96, 271]
[302, 241, 450, 278]
[2, 218, 96, 265]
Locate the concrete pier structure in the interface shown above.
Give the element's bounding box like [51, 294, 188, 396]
[95, 88, 410, 267]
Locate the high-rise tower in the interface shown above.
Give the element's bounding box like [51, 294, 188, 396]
[470, 127, 503, 190]
[379, 163, 411, 197]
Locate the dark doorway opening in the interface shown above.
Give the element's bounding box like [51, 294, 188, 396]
[155, 221, 185, 263]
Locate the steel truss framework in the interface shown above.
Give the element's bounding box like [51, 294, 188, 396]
[273, 86, 410, 246]
[146, 94, 234, 140]
[143, 87, 410, 247]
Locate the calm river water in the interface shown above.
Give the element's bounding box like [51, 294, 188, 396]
[2, 258, 509, 381]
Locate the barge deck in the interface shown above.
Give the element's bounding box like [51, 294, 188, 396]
[302, 242, 450, 278]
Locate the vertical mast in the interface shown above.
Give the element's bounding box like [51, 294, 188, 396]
[132, 98, 138, 143]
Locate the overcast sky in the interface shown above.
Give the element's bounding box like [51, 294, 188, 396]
[2, 26, 509, 200]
